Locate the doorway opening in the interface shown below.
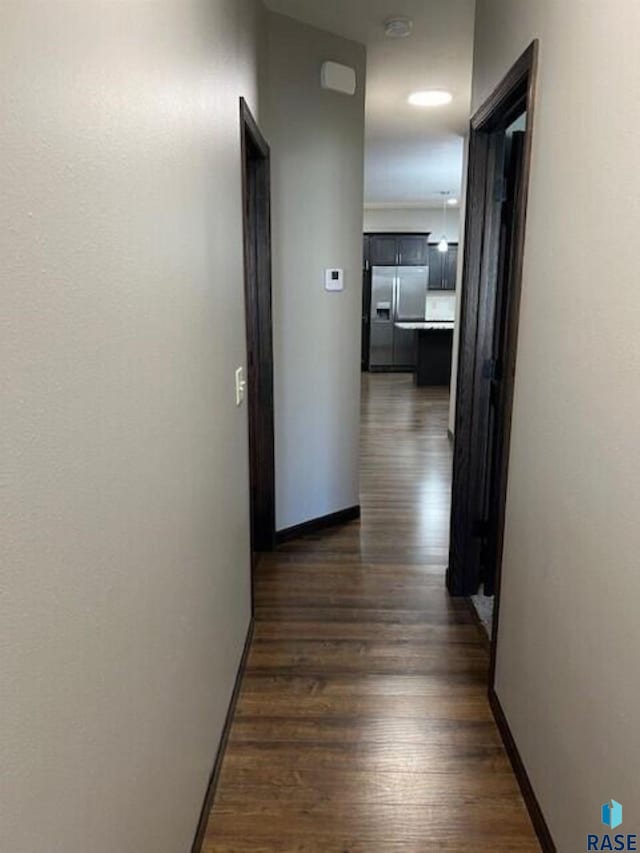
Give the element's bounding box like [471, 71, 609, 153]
[359, 230, 456, 566]
[239, 98, 275, 565]
[447, 43, 538, 670]
[362, 233, 457, 379]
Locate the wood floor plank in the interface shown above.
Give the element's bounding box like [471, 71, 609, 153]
[217, 742, 515, 778]
[234, 693, 496, 722]
[202, 374, 539, 851]
[213, 770, 525, 807]
[253, 621, 482, 642]
[205, 801, 537, 847]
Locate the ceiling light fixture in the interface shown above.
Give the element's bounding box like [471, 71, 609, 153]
[384, 16, 413, 38]
[437, 192, 450, 253]
[447, 197, 458, 206]
[408, 90, 453, 107]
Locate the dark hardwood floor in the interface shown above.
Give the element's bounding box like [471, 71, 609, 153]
[202, 373, 540, 852]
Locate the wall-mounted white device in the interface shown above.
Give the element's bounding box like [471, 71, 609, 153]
[325, 268, 344, 292]
[320, 61, 356, 96]
[235, 366, 246, 406]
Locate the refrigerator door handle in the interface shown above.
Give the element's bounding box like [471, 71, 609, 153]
[392, 273, 398, 322]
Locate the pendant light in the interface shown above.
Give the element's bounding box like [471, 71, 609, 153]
[437, 192, 449, 253]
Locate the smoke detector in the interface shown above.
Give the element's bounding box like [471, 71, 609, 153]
[384, 16, 413, 38]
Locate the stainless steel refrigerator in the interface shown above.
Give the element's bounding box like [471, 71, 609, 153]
[369, 265, 428, 369]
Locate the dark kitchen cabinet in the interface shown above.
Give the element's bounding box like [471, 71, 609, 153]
[444, 244, 459, 290]
[428, 243, 458, 290]
[361, 236, 371, 371]
[415, 328, 454, 386]
[428, 245, 444, 290]
[367, 233, 430, 267]
[369, 235, 399, 266]
[398, 235, 428, 265]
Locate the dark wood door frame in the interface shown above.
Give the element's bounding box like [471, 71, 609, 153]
[482, 128, 526, 600]
[448, 41, 537, 600]
[240, 98, 275, 560]
[448, 39, 538, 632]
[447, 43, 556, 852]
[190, 99, 274, 853]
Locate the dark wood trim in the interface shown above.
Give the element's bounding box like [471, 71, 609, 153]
[487, 42, 539, 687]
[448, 43, 550, 853]
[471, 42, 538, 131]
[240, 97, 269, 159]
[446, 129, 491, 597]
[240, 98, 276, 559]
[191, 618, 254, 853]
[276, 505, 360, 544]
[448, 41, 539, 600]
[489, 688, 557, 852]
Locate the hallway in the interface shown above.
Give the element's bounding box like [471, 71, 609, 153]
[202, 374, 539, 851]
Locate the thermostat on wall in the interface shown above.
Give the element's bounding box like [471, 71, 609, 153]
[325, 268, 344, 292]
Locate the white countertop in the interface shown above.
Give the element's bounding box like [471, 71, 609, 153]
[394, 321, 455, 331]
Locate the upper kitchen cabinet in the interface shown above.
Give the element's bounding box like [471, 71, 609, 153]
[398, 236, 429, 266]
[369, 235, 399, 266]
[367, 233, 430, 266]
[428, 243, 458, 290]
[428, 245, 443, 290]
[445, 244, 459, 290]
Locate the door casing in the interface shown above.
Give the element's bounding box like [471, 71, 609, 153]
[447, 41, 539, 676]
[240, 98, 276, 570]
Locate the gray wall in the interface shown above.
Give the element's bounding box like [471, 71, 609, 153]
[473, 1, 640, 849]
[263, 13, 366, 530]
[364, 206, 460, 240]
[1, 2, 262, 850]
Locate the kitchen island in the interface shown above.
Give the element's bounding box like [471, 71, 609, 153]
[394, 321, 454, 387]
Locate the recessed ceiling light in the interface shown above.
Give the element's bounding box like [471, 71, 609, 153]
[384, 17, 413, 38]
[408, 90, 453, 107]
[447, 198, 458, 206]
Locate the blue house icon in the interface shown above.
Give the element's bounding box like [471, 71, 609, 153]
[602, 800, 623, 830]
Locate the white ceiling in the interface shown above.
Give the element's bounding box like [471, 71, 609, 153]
[264, 0, 476, 208]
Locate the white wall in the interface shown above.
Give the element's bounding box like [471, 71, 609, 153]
[1, 2, 262, 851]
[364, 206, 460, 240]
[473, 2, 640, 849]
[263, 13, 366, 530]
